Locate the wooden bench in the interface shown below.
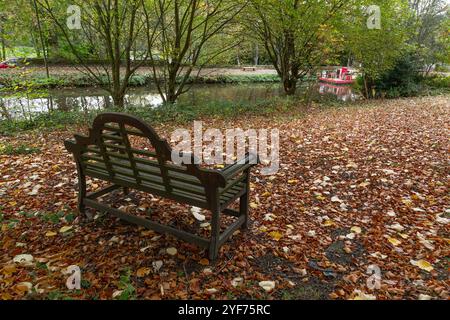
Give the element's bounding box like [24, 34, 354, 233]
[64, 113, 258, 260]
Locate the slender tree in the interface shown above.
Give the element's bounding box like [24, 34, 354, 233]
[144, 0, 247, 104]
[37, 0, 149, 108]
[247, 0, 349, 95]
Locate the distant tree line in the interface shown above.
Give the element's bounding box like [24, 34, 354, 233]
[0, 0, 448, 104]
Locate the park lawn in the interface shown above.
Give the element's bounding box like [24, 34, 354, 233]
[0, 95, 449, 300]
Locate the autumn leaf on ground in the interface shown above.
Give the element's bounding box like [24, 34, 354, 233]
[59, 226, 73, 233]
[166, 247, 177, 256]
[258, 281, 275, 292]
[199, 258, 209, 266]
[351, 226, 362, 234]
[268, 231, 283, 241]
[136, 267, 151, 277]
[387, 237, 401, 246]
[45, 231, 57, 237]
[410, 260, 434, 272]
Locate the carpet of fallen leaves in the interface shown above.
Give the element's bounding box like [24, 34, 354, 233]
[0, 95, 449, 300]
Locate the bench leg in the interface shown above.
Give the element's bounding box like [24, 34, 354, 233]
[208, 207, 221, 261]
[77, 171, 87, 215]
[239, 191, 250, 229]
[240, 168, 251, 229]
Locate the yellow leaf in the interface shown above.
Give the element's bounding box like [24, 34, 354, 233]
[59, 226, 73, 233]
[315, 195, 326, 201]
[351, 226, 362, 234]
[262, 191, 271, 197]
[398, 233, 409, 239]
[250, 202, 258, 209]
[412, 259, 434, 272]
[268, 231, 283, 241]
[136, 267, 151, 277]
[288, 179, 298, 184]
[45, 231, 57, 237]
[323, 220, 335, 227]
[388, 237, 401, 246]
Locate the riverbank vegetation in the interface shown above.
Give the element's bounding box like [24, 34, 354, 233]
[0, 0, 448, 105]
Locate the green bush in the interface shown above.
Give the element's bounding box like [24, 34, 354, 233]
[424, 75, 450, 89]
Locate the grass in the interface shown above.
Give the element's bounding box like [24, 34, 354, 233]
[0, 72, 281, 91]
[0, 143, 40, 155]
[0, 96, 301, 135]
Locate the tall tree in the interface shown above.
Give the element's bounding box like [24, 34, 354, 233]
[144, 0, 246, 104]
[247, 0, 349, 95]
[32, 0, 50, 77]
[408, 0, 449, 74]
[341, 0, 412, 98]
[37, 0, 149, 108]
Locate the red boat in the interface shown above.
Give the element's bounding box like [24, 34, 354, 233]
[0, 59, 17, 69]
[319, 67, 355, 85]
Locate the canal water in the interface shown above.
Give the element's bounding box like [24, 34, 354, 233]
[0, 82, 357, 120]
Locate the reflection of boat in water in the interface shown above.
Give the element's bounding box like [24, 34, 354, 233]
[319, 82, 356, 102]
[319, 67, 355, 84]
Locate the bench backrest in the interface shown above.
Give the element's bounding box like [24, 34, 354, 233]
[81, 113, 201, 194]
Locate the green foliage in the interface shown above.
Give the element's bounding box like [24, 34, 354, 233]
[424, 75, 450, 89]
[0, 143, 40, 155]
[0, 95, 300, 135]
[0, 72, 281, 91]
[375, 54, 423, 98]
[116, 269, 136, 300]
[339, 0, 413, 98]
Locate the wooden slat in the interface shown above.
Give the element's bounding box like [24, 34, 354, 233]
[103, 124, 148, 138]
[87, 185, 121, 199]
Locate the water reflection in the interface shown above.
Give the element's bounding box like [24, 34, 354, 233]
[318, 83, 357, 102]
[0, 83, 356, 120]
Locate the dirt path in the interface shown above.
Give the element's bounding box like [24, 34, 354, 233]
[1, 65, 278, 77]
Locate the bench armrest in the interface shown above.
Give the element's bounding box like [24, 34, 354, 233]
[220, 152, 259, 180]
[64, 131, 94, 155]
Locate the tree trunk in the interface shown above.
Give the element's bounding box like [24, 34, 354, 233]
[283, 77, 297, 95]
[32, 0, 50, 78]
[0, 36, 5, 61]
[111, 92, 125, 109]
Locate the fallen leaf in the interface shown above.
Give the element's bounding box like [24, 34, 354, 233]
[268, 231, 283, 241]
[45, 231, 57, 237]
[152, 260, 163, 272]
[13, 254, 33, 265]
[59, 226, 73, 233]
[259, 281, 275, 292]
[411, 259, 434, 272]
[351, 226, 362, 234]
[199, 258, 209, 266]
[136, 267, 151, 277]
[166, 247, 177, 256]
[388, 237, 401, 246]
[191, 207, 205, 221]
